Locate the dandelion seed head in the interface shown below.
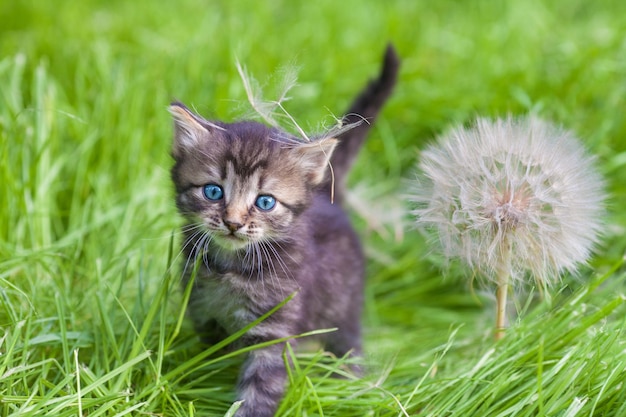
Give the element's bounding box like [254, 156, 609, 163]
[412, 116, 606, 288]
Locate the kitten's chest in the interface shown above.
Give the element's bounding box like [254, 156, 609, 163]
[191, 272, 257, 335]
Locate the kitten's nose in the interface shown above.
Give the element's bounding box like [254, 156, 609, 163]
[224, 220, 243, 232]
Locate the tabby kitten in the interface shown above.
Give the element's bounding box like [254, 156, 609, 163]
[170, 45, 399, 417]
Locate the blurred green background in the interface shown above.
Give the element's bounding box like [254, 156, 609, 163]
[2, 0, 626, 416]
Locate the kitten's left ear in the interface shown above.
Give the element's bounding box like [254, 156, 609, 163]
[169, 102, 219, 159]
[296, 137, 338, 185]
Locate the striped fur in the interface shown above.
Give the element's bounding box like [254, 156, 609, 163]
[170, 45, 399, 417]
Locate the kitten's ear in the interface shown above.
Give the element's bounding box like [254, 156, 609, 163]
[169, 102, 216, 159]
[296, 137, 338, 185]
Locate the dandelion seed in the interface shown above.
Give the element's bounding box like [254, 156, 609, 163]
[411, 116, 606, 339]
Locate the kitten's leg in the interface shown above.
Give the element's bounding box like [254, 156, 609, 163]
[235, 342, 290, 417]
[229, 299, 300, 417]
[327, 335, 363, 375]
[327, 328, 362, 358]
[326, 309, 363, 375]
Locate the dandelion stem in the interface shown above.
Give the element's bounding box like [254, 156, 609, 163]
[495, 275, 508, 340]
[495, 242, 511, 340]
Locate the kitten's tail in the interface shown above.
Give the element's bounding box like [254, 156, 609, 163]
[322, 44, 401, 202]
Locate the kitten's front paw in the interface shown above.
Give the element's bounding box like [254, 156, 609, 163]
[234, 346, 288, 417]
[232, 400, 277, 417]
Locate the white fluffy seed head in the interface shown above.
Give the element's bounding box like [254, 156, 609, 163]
[411, 116, 606, 288]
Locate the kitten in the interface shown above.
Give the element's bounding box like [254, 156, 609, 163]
[170, 45, 399, 417]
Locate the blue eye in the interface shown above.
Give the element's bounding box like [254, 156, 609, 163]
[203, 184, 224, 201]
[255, 195, 276, 211]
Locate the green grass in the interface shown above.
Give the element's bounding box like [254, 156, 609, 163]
[2, 0, 626, 415]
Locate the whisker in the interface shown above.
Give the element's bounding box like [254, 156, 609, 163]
[264, 242, 296, 295]
[259, 241, 286, 298]
[257, 242, 273, 278]
[271, 239, 300, 267]
[267, 240, 297, 284]
[246, 243, 262, 283]
[242, 244, 255, 280]
[182, 231, 207, 277]
[178, 226, 207, 275]
[255, 243, 264, 283]
[201, 233, 214, 270]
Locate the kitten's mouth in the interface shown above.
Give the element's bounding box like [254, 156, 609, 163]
[215, 232, 249, 250]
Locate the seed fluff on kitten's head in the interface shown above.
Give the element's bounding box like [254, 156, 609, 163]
[170, 45, 400, 417]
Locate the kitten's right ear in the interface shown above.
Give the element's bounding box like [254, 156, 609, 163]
[296, 137, 338, 186]
[169, 102, 216, 158]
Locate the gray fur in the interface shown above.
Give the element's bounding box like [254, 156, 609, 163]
[170, 45, 399, 417]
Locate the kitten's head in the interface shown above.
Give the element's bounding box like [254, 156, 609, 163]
[170, 102, 336, 251]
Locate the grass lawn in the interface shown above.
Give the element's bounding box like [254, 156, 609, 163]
[2, 0, 626, 415]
